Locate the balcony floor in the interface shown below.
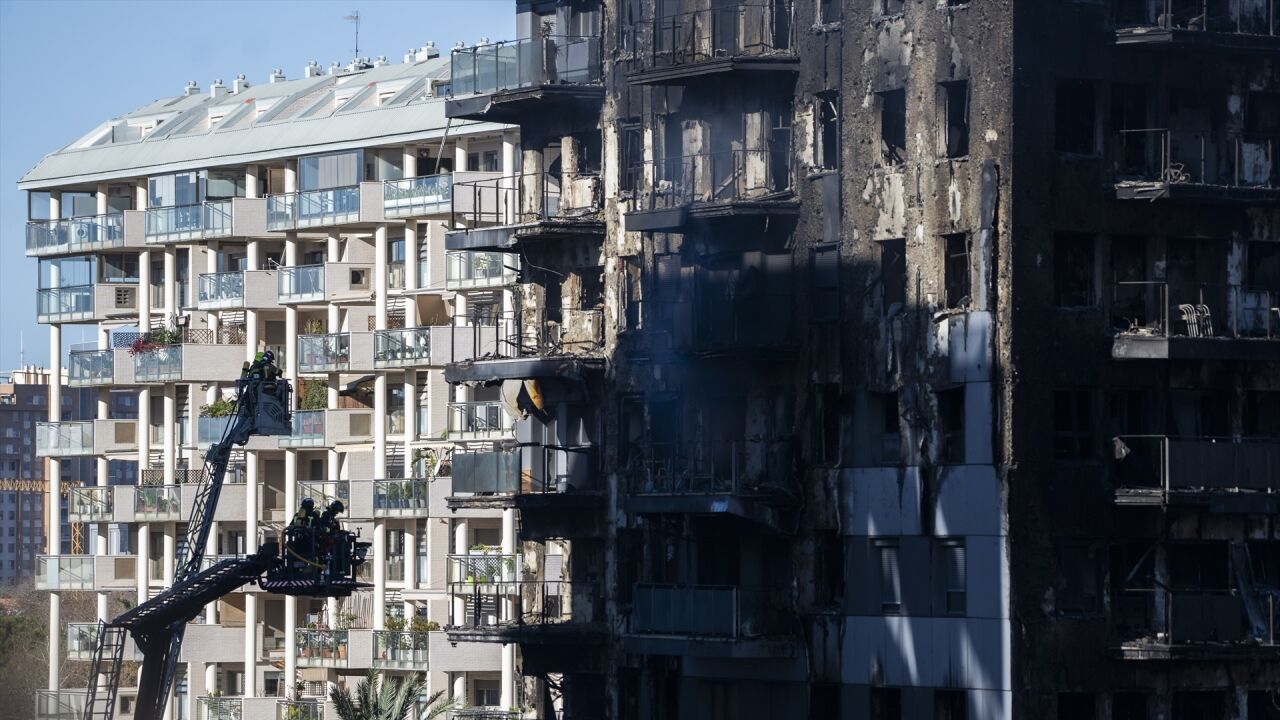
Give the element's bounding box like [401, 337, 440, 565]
[445, 85, 605, 123]
[446, 622, 607, 646]
[1112, 334, 1280, 361]
[625, 55, 801, 86]
[1115, 27, 1280, 54]
[444, 355, 605, 384]
[622, 633, 800, 659]
[445, 216, 605, 252]
[624, 198, 800, 232]
[1114, 181, 1280, 205]
[1112, 639, 1280, 661]
[1115, 487, 1280, 514]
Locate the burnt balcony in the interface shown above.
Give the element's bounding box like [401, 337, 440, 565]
[624, 150, 796, 232]
[1113, 0, 1279, 51]
[446, 36, 604, 122]
[1111, 129, 1278, 203]
[624, 583, 798, 658]
[446, 579, 605, 646]
[1110, 281, 1280, 360]
[442, 310, 605, 384]
[1112, 435, 1280, 511]
[1112, 587, 1280, 660]
[625, 2, 798, 85]
[445, 172, 602, 252]
[626, 440, 797, 531]
[627, 285, 796, 358]
[447, 443, 604, 536]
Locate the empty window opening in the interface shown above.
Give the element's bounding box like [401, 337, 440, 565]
[819, 0, 842, 23]
[1171, 693, 1225, 720]
[936, 539, 966, 615]
[943, 233, 971, 309]
[1058, 693, 1097, 720]
[1054, 233, 1096, 307]
[817, 92, 840, 170]
[812, 245, 840, 323]
[1055, 80, 1098, 155]
[935, 690, 967, 720]
[619, 122, 643, 192]
[871, 687, 903, 720]
[877, 391, 901, 464]
[816, 383, 841, 466]
[1112, 693, 1150, 720]
[879, 0, 906, 16]
[1057, 542, 1101, 614]
[878, 542, 902, 614]
[1248, 691, 1280, 720]
[937, 387, 965, 463]
[1168, 542, 1229, 590]
[1054, 389, 1093, 460]
[939, 81, 969, 158]
[578, 267, 604, 310]
[810, 683, 839, 717]
[815, 530, 845, 608]
[880, 239, 906, 316]
[879, 89, 907, 165]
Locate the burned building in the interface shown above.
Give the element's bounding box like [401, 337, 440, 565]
[443, 0, 1279, 718]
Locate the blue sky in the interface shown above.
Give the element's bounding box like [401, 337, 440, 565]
[0, 0, 513, 372]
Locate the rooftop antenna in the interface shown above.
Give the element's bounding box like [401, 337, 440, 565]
[344, 10, 361, 58]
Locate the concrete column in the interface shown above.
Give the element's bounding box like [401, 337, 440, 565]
[403, 145, 418, 178]
[243, 593, 257, 697]
[246, 239, 260, 272]
[139, 250, 152, 330]
[284, 593, 297, 700]
[204, 520, 219, 623]
[403, 520, 417, 597]
[245, 166, 260, 199]
[245, 452, 258, 560]
[245, 240, 260, 359]
[502, 130, 518, 224]
[138, 523, 150, 602]
[163, 247, 177, 324]
[48, 591, 60, 689]
[404, 370, 417, 448]
[284, 160, 297, 194]
[373, 521, 386, 629]
[454, 138, 469, 174]
[375, 225, 388, 330]
[452, 672, 465, 706]
[204, 663, 217, 698]
[452, 519, 469, 623]
[163, 384, 176, 485]
[206, 241, 220, 342]
[163, 524, 175, 587]
[136, 180, 148, 211]
[501, 507, 516, 707]
[403, 220, 420, 306]
[46, 320, 61, 551]
[97, 332, 110, 621]
[285, 235, 299, 383]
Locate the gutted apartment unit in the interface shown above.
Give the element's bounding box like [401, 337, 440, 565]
[443, 0, 1280, 719]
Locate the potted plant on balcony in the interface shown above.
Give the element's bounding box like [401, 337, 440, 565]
[384, 481, 402, 510]
[200, 396, 235, 418]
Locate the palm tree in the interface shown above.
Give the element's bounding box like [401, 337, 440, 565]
[330, 669, 455, 720]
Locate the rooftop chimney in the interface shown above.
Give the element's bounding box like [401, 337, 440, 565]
[478, 37, 490, 46]
[210, 79, 228, 99]
[454, 41, 466, 50]
[373, 55, 389, 67]
[268, 68, 286, 84]
[422, 41, 439, 59]
[303, 60, 322, 78]
[232, 74, 250, 94]
[183, 80, 200, 97]
[328, 61, 341, 75]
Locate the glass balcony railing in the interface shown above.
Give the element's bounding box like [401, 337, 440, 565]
[198, 416, 233, 447]
[298, 480, 349, 508]
[35, 689, 89, 720]
[196, 696, 242, 720]
[278, 265, 324, 303]
[145, 201, 232, 242]
[372, 631, 430, 670]
[68, 349, 114, 386]
[134, 345, 183, 382]
[198, 271, 244, 310]
[276, 701, 324, 720]
[67, 623, 141, 662]
[35, 555, 94, 590]
[630, 583, 791, 638]
[135, 485, 181, 521]
[68, 487, 113, 522]
[383, 173, 453, 218]
[374, 327, 432, 368]
[26, 214, 124, 257]
[36, 285, 93, 322]
[36, 421, 94, 457]
[297, 333, 350, 373]
[450, 35, 602, 96]
[280, 410, 325, 448]
[447, 402, 511, 440]
[373, 478, 431, 517]
[445, 251, 519, 290]
[447, 711, 521, 720]
[296, 629, 348, 667]
[267, 186, 360, 230]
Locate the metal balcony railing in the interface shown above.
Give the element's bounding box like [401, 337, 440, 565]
[35, 689, 88, 720]
[445, 251, 519, 290]
[68, 349, 114, 386]
[384, 173, 453, 218]
[446, 401, 512, 440]
[372, 630, 432, 670]
[135, 485, 182, 521]
[450, 35, 602, 96]
[446, 309, 605, 361]
[196, 696, 242, 720]
[68, 486, 113, 522]
[145, 201, 232, 242]
[373, 478, 431, 517]
[630, 2, 794, 68]
[267, 186, 360, 230]
[630, 583, 793, 638]
[450, 172, 572, 228]
[280, 410, 326, 448]
[134, 345, 183, 382]
[35, 555, 94, 590]
[1113, 588, 1278, 647]
[36, 421, 94, 457]
[1111, 281, 1277, 339]
[1112, 435, 1280, 494]
[278, 265, 324, 303]
[449, 580, 600, 629]
[67, 623, 141, 661]
[1113, 129, 1278, 189]
[36, 285, 93, 322]
[26, 213, 124, 256]
[374, 327, 432, 368]
[198, 270, 244, 309]
[628, 439, 796, 495]
[297, 333, 351, 373]
[1113, 0, 1278, 35]
[296, 629, 349, 667]
[630, 148, 792, 212]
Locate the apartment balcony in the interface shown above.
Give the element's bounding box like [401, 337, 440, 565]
[1112, 435, 1280, 511]
[1110, 281, 1280, 361]
[445, 172, 602, 252]
[383, 173, 453, 218]
[446, 35, 604, 122]
[1112, 588, 1280, 660]
[35, 555, 94, 590]
[198, 415, 277, 451]
[624, 150, 796, 232]
[445, 251, 519, 291]
[626, 440, 796, 531]
[277, 263, 373, 305]
[278, 409, 373, 448]
[624, 583, 798, 658]
[1113, 0, 1279, 51]
[25, 213, 125, 257]
[135, 485, 182, 521]
[628, 292, 798, 357]
[67, 486, 113, 523]
[68, 349, 114, 387]
[372, 630, 431, 670]
[446, 579, 604, 647]
[427, 631, 502, 672]
[448, 444, 603, 537]
[35, 421, 94, 457]
[296, 629, 349, 668]
[297, 332, 352, 373]
[197, 270, 279, 311]
[132, 343, 247, 384]
[36, 283, 139, 324]
[267, 186, 360, 231]
[92, 419, 138, 455]
[67, 623, 142, 662]
[34, 689, 88, 720]
[196, 696, 243, 720]
[268, 700, 325, 720]
[372, 324, 505, 369]
[144, 201, 233, 243]
[624, 2, 798, 85]
[372, 478, 431, 518]
[1112, 129, 1278, 203]
[442, 311, 606, 385]
[447, 402, 514, 441]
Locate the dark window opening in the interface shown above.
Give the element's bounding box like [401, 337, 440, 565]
[770, 95, 794, 191]
[879, 0, 905, 16]
[1245, 92, 1280, 136]
[544, 276, 563, 324]
[812, 245, 840, 323]
[881, 239, 906, 316]
[1248, 241, 1280, 294]
[1248, 691, 1280, 720]
[877, 391, 901, 464]
[938, 387, 965, 463]
[871, 687, 902, 720]
[877, 542, 902, 615]
[819, 0, 841, 23]
[1244, 391, 1280, 437]
[619, 122, 643, 192]
[1172, 692, 1225, 720]
[1058, 693, 1096, 720]
[1168, 542, 1229, 590]
[1111, 83, 1150, 176]
[578, 267, 604, 309]
[817, 92, 840, 170]
[1054, 389, 1093, 460]
[879, 89, 907, 165]
[940, 81, 969, 158]
[1108, 388, 1152, 437]
[1055, 80, 1097, 155]
[810, 683, 839, 718]
[943, 233, 971, 309]
[1057, 542, 1102, 614]
[935, 690, 967, 720]
[1054, 233, 1096, 307]
[618, 394, 643, 466]
[815, 530, 845, 608]
[816, 383, 841, 466]
[1113, 693, 1150, 720]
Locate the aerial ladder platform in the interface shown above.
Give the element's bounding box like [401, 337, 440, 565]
[82, 372, 370, 720]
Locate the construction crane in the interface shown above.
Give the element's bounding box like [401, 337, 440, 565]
[82, 370, 371, 720]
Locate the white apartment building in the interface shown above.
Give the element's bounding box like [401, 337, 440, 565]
[21, 46, 528, 720]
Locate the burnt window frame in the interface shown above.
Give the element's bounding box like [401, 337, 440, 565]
[1054, 232, 1098, 308]
[1055, 78, 1100, 156]
[880, 238, 907, 317]
[877, 0, 906, 18]
[1054, 388, 1095, 461]
[816, 91, 841, 171]
[938, 80, 970, 159]
[937, 386, 965, 463]
[878, 88, 907, 166]
[943, 233, 971, 310]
